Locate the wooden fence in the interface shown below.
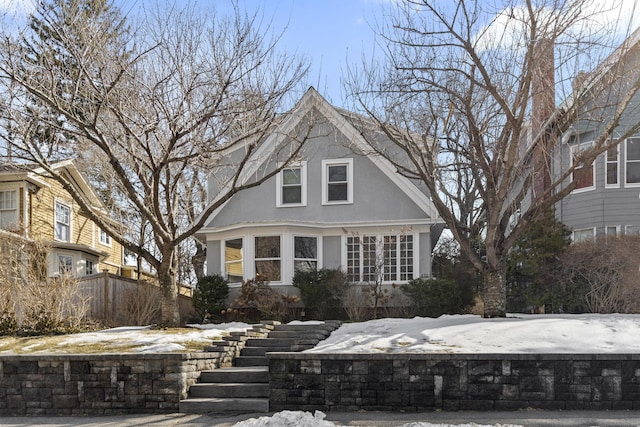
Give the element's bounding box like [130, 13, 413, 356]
[77, 272, 197, 326]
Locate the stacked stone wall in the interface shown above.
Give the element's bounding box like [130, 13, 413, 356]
[268, 353, 640, 412]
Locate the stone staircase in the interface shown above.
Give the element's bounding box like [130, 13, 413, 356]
[179, 320, 341, 414]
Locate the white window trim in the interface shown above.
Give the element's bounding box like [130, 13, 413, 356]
[221, 232, 323, 285]
[98, 228, 112, 247]
[322, 158, 354, 205]
[0, 188, 19, 229]
[253, 234, 283, 283]
[342, 232, 417, 284]
[572, 227, 595, 242]
[605, 145, 620, 189]
[571, 142, 595, 193]
[625, 137, 640, 188]
[57, 253, 74, 276]
[605, 225, 621, 237]
[292, 234, 320, 274]
[276, 161, 307, 208]
[54, 199, 72, 242]
[222, 237, 245, 284]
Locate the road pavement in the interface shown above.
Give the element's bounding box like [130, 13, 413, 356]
[3, 410, 640, 426]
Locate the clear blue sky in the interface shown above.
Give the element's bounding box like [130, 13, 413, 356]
[214, 0, 389, 107]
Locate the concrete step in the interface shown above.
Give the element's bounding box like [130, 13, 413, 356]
[241, 346, 292, 356]
[267, 330, 330, 340]
[179, 397, 269, 414]
[234, 356, 268, 367]
[189, 383, 269, 398]
[246, 338, 298, 347]
[199, 366, 268, 383]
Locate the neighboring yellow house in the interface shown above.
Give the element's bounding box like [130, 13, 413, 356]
[0, 160, 125, 277]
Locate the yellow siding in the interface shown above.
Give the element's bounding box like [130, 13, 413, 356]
[28, 175, 124, 274]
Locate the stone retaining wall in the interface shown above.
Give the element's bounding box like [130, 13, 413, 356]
[268, 353, 640, 412]
[0, 353, 221, 416]
[0, 324, 272, 416]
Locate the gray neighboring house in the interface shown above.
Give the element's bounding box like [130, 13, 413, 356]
[197, 88, 444, 300]
[552, 29, 640, 241]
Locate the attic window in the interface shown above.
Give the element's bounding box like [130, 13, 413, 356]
[322, 158, 353, 205]
[276, 162, 307, 207]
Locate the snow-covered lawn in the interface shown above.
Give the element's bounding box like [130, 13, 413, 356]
[2, 314, 639, 426]
[306, 313, 640, 354]
[2, 313, 640, 354]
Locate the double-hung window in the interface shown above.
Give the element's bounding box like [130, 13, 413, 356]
[224, 238, 244, 283]
[626, 137, 640, 186]
[276, 162, 306, 207]
[0, 190, 17, 229]
[322, 159, 353, 204]
[294, 236, 318, 273]
[606, 145, 619, 187]
[255, 236, 281, 281]
[55, 201, 71, 242]
[99, 229, 111, 246]
[346, 234, 414, 283]
[571, 142, 595, 191]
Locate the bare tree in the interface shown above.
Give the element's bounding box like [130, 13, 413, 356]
[0, 0, 309, 326]
[348, 0, 640, 317]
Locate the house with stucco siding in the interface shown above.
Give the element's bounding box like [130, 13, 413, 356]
[197, 88, 444, 300]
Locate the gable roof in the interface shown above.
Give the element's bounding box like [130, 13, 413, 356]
[199, 87, 442, 227]
[0, 160, 110, 215]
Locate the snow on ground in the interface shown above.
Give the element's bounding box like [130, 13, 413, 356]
[232, 410, 522, 427]
[57, 322, 252, 353]
[307, 313, 640, 354]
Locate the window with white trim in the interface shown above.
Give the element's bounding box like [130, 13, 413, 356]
[224, 238, 244, 283]
[294, 236, 317, 273]
[55, 201, 71, 242]
[276, 162, 307, 207]
[626, 137, 640, 185]
[99, 229, 111, 246]
[346, 234, 414, 283]
[571, 142, 594, 191]
[58, 254, 73, 276]
[85, 259, 95, 275]
[605, 145, 619, 187]
[322, 159, 353, 204]
[0, 190, 17, 229]
[572, 228, 595, 242]
[606, 225, 620, 237]
[255, 236, 281, 281]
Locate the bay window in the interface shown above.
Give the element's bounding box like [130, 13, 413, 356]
[0, 190, 17, 229]
[255, 236, 281, 281]
[294, 236, 317, 273]
[224, 238, 244, 283]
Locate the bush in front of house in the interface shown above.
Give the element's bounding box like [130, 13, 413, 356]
[224, 276, 300, 322]
[192, 274, 229, 322]
[401, 278, 471, 318]
[293, 268, 347, 319]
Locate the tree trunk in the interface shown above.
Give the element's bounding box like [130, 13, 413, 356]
[158, 251, 180, 327]
[483, 267, 507, 318]
[192, 240, 206, 281]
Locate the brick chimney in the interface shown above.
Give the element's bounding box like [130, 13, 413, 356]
[531, 38, 555, 199]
